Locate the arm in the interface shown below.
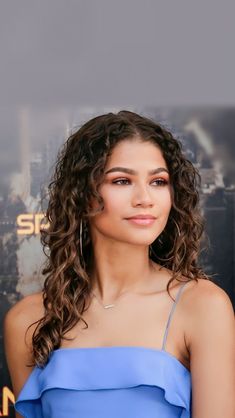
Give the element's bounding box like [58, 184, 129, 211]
[3, 292, 44, 418]
[185, 280, 235, 418]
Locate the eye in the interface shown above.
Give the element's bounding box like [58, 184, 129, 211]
[152, 179, 168, 186]
[112, 178, 168, 186]
[112, 178, 130, 185]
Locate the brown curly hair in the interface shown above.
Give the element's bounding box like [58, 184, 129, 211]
[26, 110, 212, 368]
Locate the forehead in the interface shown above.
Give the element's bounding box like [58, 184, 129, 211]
[106, 139, 167, 167]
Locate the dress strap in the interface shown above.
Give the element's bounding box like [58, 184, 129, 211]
[161, 281, 188, 351]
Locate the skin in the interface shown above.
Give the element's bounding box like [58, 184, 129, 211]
[88, 137, 173, 301]
[4, 137, 235, 418]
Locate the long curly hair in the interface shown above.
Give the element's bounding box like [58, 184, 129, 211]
[26, 110, 212, 368]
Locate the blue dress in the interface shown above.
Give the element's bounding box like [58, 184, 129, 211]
[15, 282, 192, 418]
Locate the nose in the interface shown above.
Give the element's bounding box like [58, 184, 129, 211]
[132, 184, 154, 207]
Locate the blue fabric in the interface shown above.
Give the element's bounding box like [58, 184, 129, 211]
[15, 345, 192, 418]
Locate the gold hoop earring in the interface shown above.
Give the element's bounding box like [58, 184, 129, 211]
[172, 218, 181, 237]
[149, 218, 181, 261]
[79, 219, 83, 259]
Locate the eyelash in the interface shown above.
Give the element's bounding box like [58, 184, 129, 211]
[112, 178, 168, 186]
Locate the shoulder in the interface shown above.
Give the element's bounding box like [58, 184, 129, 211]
[4, 292, 44, 398]
[4, 291, 44, 333]
[181, 279, 235, 416]
[181, 277, 235, 351]
[182, 278, 233, 316]
[4, 291, 45, 353]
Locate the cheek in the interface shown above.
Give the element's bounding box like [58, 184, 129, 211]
[165, 190, 173, 208]
[158, 189, 172, 217]
[99, 185, 127, 210]
[90, 186, 125, 215]
[156, 186, 172, 202]
[102, 193, 125, 214]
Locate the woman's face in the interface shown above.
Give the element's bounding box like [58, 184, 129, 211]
[89, 138, 172, 247]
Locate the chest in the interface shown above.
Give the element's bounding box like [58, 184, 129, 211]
[58, 290, 190, 371]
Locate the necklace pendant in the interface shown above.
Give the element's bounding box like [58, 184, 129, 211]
[104, 304, 115, 309]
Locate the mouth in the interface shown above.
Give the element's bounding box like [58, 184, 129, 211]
[125, 215, 156, 220]
[125, 218, 156, 226]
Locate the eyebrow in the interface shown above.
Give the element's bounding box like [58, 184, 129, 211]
[105, 166, 169, 175]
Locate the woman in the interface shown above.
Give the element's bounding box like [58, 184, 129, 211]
[4, 110, 235, 418]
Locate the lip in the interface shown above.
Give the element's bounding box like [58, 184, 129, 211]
[126, 215, 156, 220]
[126, 218, 156, 226]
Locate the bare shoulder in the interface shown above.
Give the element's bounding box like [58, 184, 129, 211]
[181, 278, 235, 349]
[3, 291, 44, 399]
[181, 279, 235, 417]
[182, 278, 234, 312]
[4, 291, 44, 340]
[4, 291, 45, 355]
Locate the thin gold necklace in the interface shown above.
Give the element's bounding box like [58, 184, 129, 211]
[91, 261, 159, 309]
[91, 290, 131, 309]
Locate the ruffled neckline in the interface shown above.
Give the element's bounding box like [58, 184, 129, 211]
[52, 345, 190, 373]
[15, 345, 192, 418]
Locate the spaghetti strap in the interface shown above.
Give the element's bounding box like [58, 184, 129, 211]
[161, 281, 188, 351]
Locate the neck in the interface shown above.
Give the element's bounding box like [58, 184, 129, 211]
[89, 246, 159, 303]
